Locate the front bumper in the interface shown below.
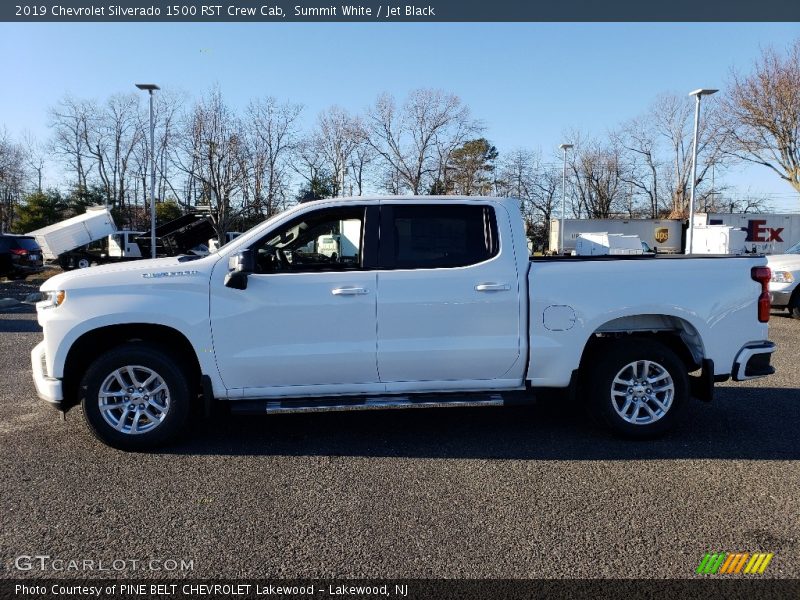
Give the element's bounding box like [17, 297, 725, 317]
[31, 341, 63, 406]
[732, 341, 776, 381]
[770, 290, 793, 308]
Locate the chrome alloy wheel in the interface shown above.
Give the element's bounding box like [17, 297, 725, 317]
[98, 365, 171, 435]
[610, 359, 674, 425]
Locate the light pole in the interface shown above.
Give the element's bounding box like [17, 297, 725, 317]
[559, 143, 573, 254]
[135, 83, 160, 259]
[686, 88, 717, 254]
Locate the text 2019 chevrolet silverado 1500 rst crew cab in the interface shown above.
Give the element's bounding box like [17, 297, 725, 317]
[31, 197, 776, 450]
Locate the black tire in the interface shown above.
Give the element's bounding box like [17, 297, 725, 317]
[789, 290, 800, 320]
[75, 256, 92, 269]
[80, 343, 191, 450]
[587, 338, 689, 438]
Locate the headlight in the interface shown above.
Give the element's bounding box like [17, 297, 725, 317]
[38, 290, 66, 309]
[770, 271, 794, 284]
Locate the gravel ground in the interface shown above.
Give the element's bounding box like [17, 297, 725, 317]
[0, 275, 798, 580]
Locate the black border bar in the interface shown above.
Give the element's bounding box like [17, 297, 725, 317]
[4, 0, 800, 22]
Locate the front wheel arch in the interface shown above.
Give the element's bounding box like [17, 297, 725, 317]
[62, 323, 202, 412]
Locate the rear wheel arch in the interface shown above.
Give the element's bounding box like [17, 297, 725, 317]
[62, 323, 202, 411]
[580, 314, 705, 373]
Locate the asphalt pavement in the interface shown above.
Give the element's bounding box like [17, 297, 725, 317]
[0, 278, 798, 579]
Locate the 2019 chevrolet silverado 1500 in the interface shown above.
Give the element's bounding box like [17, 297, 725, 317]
[31, 196, 777, 450]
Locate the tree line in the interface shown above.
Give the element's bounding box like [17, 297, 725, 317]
[0, 40, 797, 247]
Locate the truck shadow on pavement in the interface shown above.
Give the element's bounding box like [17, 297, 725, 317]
[170, 385, 800, 460]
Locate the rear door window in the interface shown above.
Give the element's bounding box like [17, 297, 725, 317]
[379, 204, 498, 269]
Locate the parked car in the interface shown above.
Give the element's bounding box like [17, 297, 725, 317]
[0, 234, 44, 280]
[31, 196, 776, 450]
[767, 239, 800, 319]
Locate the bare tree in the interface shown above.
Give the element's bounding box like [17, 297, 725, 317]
[649, 93, 729, 217]
[21, 131, 47, 193]
[614, 118, 663, 218]
[568, 133, 627, 219]
[498, 148, 559, 251]
[0, 129, 27, 232]
[722, 40, 800, 196]
[49, 95, 93, 189]
[365, 89, 478, 194]
[348, 118, 375, 196]
[309, 106, 359, 197]
[244, 97, 302, 217]
[173, 87, 246, 238]
[83, 93, 143, 210]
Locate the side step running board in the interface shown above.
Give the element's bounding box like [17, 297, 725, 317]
[228, 391, 533, 415]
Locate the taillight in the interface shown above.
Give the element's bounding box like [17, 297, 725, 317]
[751, 266, 771, 323]
[9, 248, 28, 256]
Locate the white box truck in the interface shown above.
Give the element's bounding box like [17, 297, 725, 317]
[691, 225, 748, 255]
[29, 207, 216, 269]
[30, 206, 117, 263]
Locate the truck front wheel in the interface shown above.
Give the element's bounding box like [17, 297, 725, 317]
[80, 343, 191, 450]
[588, 339, 688, 438]
[789, 289, 800, 320]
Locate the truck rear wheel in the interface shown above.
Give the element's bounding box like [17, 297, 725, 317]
[588, 339, 688, 438]
[80, 343, 191, 450]
[74, 256, 92, 269]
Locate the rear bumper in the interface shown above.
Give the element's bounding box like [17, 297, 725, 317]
[11, 264, 45, 276]
[732, 341, 776, 382]
[31, 341, 63, 406]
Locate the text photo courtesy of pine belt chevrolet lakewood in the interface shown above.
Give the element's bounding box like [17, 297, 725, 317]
[30, 197, 777, 450]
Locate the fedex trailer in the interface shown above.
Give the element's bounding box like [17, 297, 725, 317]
[696, 213, 800, 254]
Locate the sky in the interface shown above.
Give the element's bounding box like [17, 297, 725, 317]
[3, 22, 800, 211]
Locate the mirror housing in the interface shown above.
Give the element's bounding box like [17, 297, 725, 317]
[224, 249, 255, 290]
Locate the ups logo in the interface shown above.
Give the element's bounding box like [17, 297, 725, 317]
[654, 228, 670, 244]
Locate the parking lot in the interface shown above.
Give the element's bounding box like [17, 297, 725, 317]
[0, 277, 798, 580]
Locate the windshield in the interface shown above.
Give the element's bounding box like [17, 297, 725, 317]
[786, 240, 800, 254]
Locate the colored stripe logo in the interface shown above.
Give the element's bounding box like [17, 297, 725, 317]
[696, 552, 774, 574]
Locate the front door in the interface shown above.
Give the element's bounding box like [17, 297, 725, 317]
[210, 205, 380, 397]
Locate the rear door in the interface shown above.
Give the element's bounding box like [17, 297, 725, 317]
[375, 201, 522, 387]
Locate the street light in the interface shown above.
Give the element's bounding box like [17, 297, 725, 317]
[559, 143, 573, 254]
[686, 88, 717, 254]
[135, 83, 160, 259]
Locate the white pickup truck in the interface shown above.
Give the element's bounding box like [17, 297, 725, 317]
[768, 239, 800, 319]
[31, 196, 777, 450]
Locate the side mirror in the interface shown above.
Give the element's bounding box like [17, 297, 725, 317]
[224, 249, 255, 290]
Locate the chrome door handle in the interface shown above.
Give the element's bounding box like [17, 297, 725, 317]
[475, 283, 510, 292]
[332, 287, 369, 296]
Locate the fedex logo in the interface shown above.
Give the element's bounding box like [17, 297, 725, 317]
[746, 220, 783, 243]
